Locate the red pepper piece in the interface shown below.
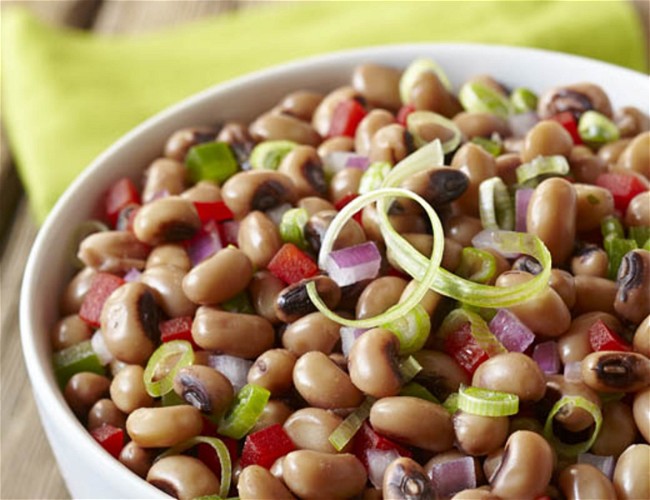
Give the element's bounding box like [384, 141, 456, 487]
[159, 316, 200, 350]
[105, 178, 140, 228]
[588, 319, 631, 352]
[444, 322, 489, 376]
[596, 173, 647, 212]
[334, 194, 363, 226]
[193, 201, 234, 224]
[353, 422, 412, 470]
[91, 424, 124, 459]
[79, 273, 125, 328]
[550, 111, 582, 145]
[328, 99, 367, 138]
[267, 243, 318, 285]
[240, 424, 296, 469]
[396, 104, 416, 127]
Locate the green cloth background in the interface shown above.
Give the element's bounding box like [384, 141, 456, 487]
[1, 1, 647, 223]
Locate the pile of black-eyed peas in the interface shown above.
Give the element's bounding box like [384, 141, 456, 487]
[52, 59, 650, 500]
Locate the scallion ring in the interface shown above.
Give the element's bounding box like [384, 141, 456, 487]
[543, 395, 603, 457]
[458, 385, 519, 417]
[479, 177, 514, 231]
[328, 396, 375, 452]
[405, 111, 461, 153]
[143, 340, 194, 398]
[218, 384, 270, 439]
[515, 155, 569, 186]
[455, 247, 497, 284]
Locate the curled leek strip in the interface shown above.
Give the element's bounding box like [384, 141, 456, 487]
[143, 340, 194, 397]
[159, 436, 232, 499]
[479, 177, 514, 231]
[543, 395, 603, 457]
[439, 308, 506, 357]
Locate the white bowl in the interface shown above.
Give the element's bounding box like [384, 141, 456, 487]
[20, 44, 649, 499]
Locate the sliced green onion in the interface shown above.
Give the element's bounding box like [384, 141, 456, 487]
[221, 291, 255, 314]
[439, 308, 505, 357]
[382, 304, 431, 355]
[644, 239, 650, 251]
[543, 395, 603, 457]
[629, 226, 650, 248]
[159, 436, 232, 498]
[398, 355, 423, 383]
[161, 389, 185, 407]
[601, 215, 625, 240]
[186, 142, 239, 184]
[515, 155, 570, 186]
[400, 382, 440, 403]
[69, 220, 109, 268]
[249, 140, 297, 170]
[455, 247, 497, 284]
[578, 111, 620, 144]
[442, 393, 459, 414]
[358, 161, 391, 194]
[279, 207, 309, 249]
[458, 384, 519, 417]
[406, 111, 461, 153]
[399, 58, 452, 104]
[471, 136, 502, 157]
[328, 397, 375, 452]
[459, 81, 511, 118]
[218, 384, 270, 439]
[604, 237, 637, 280]
[53, 340, 104, 388]
[479, 177, 514, 231]
[143, 340, 194, 397]
[510, 87, 538, 114]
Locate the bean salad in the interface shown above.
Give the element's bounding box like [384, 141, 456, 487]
[52, 58, 650, 500]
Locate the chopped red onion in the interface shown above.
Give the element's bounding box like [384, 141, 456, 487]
[341, 327, 368, 357]
[266, 203, 293, 226]
[564, 361, 583, 383]
[187, 220, 223, 266]
[489, 309, 535, 353]
[324, 152, 356, 176]
[220, 220, 240, 247]
[208, 354, 253, 393]
[578, 453, 615, 479]
[345, 155, 370, 170]
[515, 189, 534, 233]
[123, 268, 141, 283]
[508, 112, 539, 138]
[533, 340, 561, 374]
[471, 229, 521, 259]
[366, 448, 400, 489]
[325, 241, 381, 287]
[91, 330, 114, 366]
[428, 456, 476, 498]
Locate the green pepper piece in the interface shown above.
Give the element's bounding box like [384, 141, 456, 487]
[53, 340, 104, 388]
[186, 142, 238, 184]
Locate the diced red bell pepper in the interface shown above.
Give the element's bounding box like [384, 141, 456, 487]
[550, 111, 582, 145]
[328, 99, 367, 138]
[115, 203, 140, 232]
[444, 322, 489, 376]
[79, 273, 125, 328]
[197, 435, 239, 479]
[91, 424, 124, 459]
[105, 178, 140, 228]
[240, 424, 296, 469]
[588, 319, 631, 352]
[159, 316, 200, 350]
[334, 194, 363, 226]
[193, 201, 234, 224]
[353, 422, 412, 470]
[267, 243, 318, 285]
[396, 104, 416, 127]
[596, 173, 647, 212]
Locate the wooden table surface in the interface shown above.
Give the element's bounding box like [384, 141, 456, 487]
[0, 1, 648, 499]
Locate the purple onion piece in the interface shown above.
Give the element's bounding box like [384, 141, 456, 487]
[208, 354, 253, 393]
[508, 112, 539, 138]
[489, 309, 535, 353]
[515, 188, 534, 233]
[324, 151, 355, 176]
[341, 327, 368, 358]
[367, 449, 400, 489]
[429, 456, 476, 498]
[578, 453, 615, 479]
[564, 361, 583, 383]
[345, 155, 371, 170]
[187, 220, 223, 267]
[123, 267, 142, 283]
[325, 241, 381, 287]
[533, 340, 561, 374]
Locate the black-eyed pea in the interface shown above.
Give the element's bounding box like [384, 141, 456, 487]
[145, 244, 191, 272]
[282, 450, 367, 499]
[495, 153, 521, 186]
[633, 386, 650, 442]
[348, 328, 402, 398]
[446, 215, 484, 248]
[368, 124, 413, 165]
[574, 184, 615, 232]
[269, 456, 285, 480]
[451, 488, 498, 500]
[537, 83, 612, 119]
[453, 411, 509, 456]
[278, 145, 327, 198]
[483, 248, 511, 286]
[64, 372, 111, 419]
[119, 441, 155, 479]
[312, 86, 359, 137]
[304, 210, 366, 253]
[527, 177, 577, 265]
[51, 314, 92, 351]
[399, 280, 443, 317]
[87, 398, 127, 431]
[283, 408, 345, 454]
[250, 113, 321, 146]
[616, 131, 650, 178]
[489, 430, 554, 500]
[369, 396, 454, 452]
[413, 350, 470, 400]
[317, 136, 354, 156]
[147, 455, 220, 500]
[60, 267, 96, 315]
[591, 401, 637, 457]
[248, 349, 297, 396]
[182, 247, 253, 305]
[581, 350, 650, 393]
[495, 271, 571, 338]
[352, 63, 401, 111]
[355, 109, 395, 156]
[543, 375, 600, 433]
[451, 143, 497, 216]
[180, 180, 222, 203]
[109, 364, 153, 414]
[571, 245, 609, 278]
[238, 465, 295, 500]
[625, 191, 650, 227]
[613, 444, 650, 500]
[549, 269, 576, 309]
[296, 196, 335, 216]
[281, 312, 340, 356]
[558, 463, 616, 500]
[293, 351, 363, 409]
[453, 112, 510, 140]
[275, 276, 341, 324]
[521, 120, 573, 163]
[558, 312, 623, 364]
[249, 271, 285, 324]
[569, 145, 607, 184]
[78, 231, 149, 273]
[173, 365, 234, 415]
[249, 400, 293, 433]
[383, 457, 434, 500]
[483, 447, 505, 480]
[192, 306, 274, 359]
[164, 127, 218, 162]
[472, 353, 546, 402]
[133, 196, 201, 246]
[274, 90, 323, 122]
[356, 276, 408, 320]
[100, 282, 161, 365]
[141, 158, 186, 203]
[127, 405, 203, 448]
[615, 106, 650, 138]
[409, 71, 460, 117]
[237, 211, 282, 269]
[633, 315, 650, 357]
[221, 170, 297, 219]
[614, 249, 650, 323]
[598, 138, 632, 166]
[399, 168, 469, 213]
[329, 167, 363, 205]
[216, 122, 255, 164]
[141, 265, 196, 318]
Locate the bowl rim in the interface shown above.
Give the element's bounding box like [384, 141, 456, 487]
[19, 42, 649, 497]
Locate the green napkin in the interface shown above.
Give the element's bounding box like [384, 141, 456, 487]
[1, 1, 646, 223]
